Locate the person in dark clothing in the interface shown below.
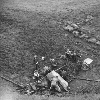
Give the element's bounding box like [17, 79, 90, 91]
[51, 63, 58, 70]
[65, 49, 81, 63]
[65, 49, 72, 60]
[33, 55, 38, 63]
[35, 62, 39, 70]
[32, 60, 40, 82]
[70, 53, 79, 63]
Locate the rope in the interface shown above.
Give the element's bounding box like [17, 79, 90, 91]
[0, 75, 24, 87]
[69, 77, 100, 82]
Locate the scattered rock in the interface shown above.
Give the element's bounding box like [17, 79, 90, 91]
[77, 22, 80, 25]
[60, 54, 66, 59]
[87, 37, 97, 43]
[96, 35, 100, 40]
[23, 76, 30, 82]
[73, 31, 79, 37]
[66, 21, 73, 25]
[10, 73, 19, 79]
[70, 23, 79, 29]
[41, 56, 45, 61]
[63, 25, 74, 31]
[86, 15, 94, 22]
[64, 33, 68, 37]
[96, 41, 100, 45]
[79, 34, 89, 39]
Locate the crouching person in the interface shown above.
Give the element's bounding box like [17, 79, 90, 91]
[47, 70, 69, 92]
[33, 70, 41, 83]
[50, 76, 61, 92]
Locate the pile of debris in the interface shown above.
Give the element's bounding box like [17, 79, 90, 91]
[0, 50, 94, 96]
[13, 52, 93, 96]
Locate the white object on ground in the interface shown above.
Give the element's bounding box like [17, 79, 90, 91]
[83, 58, 93, 65]
[41, 56, 45, 60]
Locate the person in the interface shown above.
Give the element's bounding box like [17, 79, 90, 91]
[50, 76, 61, 92]
[41, 66, 51, 75]
[65, 49, 72, 60]
[33, 70, 40, 83]
[33, 55, 38, 64]
[42, 66, 51, 89]
[50, 58, 58, 70]
[35, 62, 39, 70]
[25, 83, 35, 95]
[46, 70, 69, 92]
[70, 52, 79, 63]
[65, 49, 81, 63]
[60, 70, 67, 80]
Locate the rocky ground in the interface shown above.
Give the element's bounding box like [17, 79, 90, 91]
[1, 0, 100, 100]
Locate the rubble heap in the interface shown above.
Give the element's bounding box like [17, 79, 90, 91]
[63, 21, 100, 45]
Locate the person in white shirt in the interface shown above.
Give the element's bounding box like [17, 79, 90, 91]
[47, 70, 69, 92]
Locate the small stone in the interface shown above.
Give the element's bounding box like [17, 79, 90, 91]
[73, 31, 79, 36]
[50, 58, 55, 62]
[10, 73, 18, 79]
[77, 22, 80, 25]
[65, 34, 68, 37]
[64, 25, 74, 31]
[86, 15, 94, 22]
[96, 41, 100, 45]
[60, 55, 66, 59]
[79, 34, 89, 38]
[23, 76, 30, 81]
[71, 23, 79, 29]
[96, 35, 100, 39]
[34, 55, 38, 59]
[83, 58, 93, 65]
[41, 56, 45, 60]
[87, 37, 97, 43]
[66, 21, 73, 25]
